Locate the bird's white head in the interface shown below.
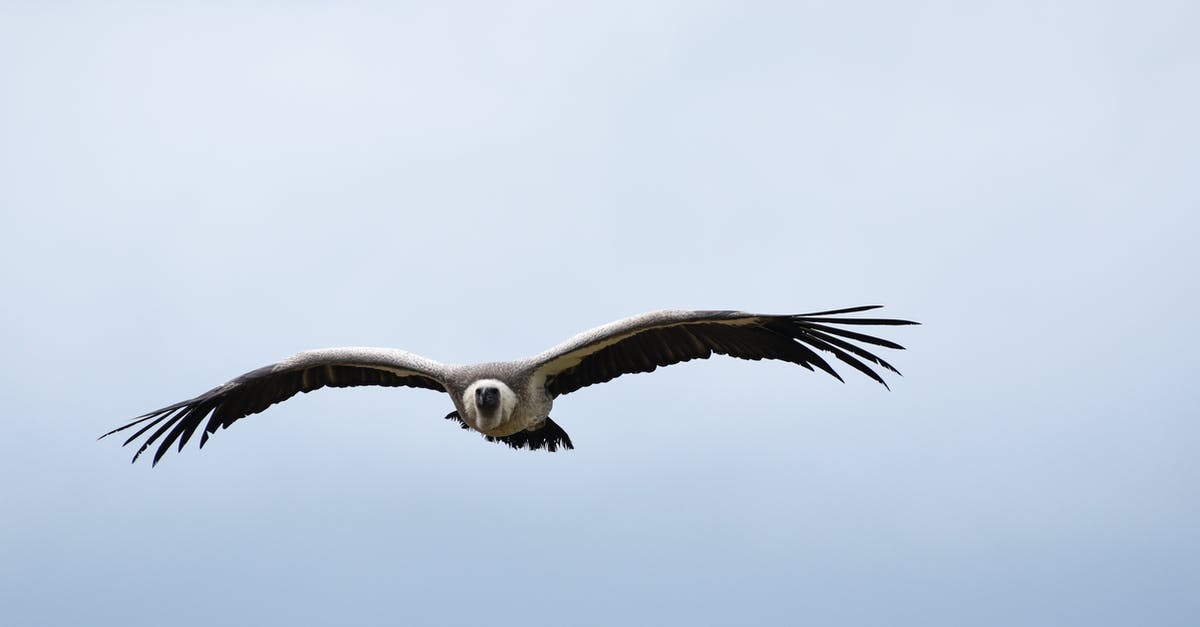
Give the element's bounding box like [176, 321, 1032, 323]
[462, 379, 518, 435]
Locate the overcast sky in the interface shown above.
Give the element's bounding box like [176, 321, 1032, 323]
[2, 1, 1197, 625]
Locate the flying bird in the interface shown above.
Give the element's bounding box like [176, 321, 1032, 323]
[102, 306, 917, 465]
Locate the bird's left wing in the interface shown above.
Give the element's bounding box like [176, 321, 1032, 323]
[526, 306, 918, 397]
[101, 347, 450, 465]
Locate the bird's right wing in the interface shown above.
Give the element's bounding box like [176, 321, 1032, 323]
[527, 306, 918, 397]
[101, 347, 450, 465]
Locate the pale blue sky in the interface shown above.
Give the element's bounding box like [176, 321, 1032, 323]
[2, 2, 1197, 625]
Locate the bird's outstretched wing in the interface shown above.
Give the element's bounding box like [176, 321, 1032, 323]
[101, 348, 449, 465]
[528, 306, 918, 397]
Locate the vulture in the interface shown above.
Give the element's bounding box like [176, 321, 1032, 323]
[102, 306, 917, 464]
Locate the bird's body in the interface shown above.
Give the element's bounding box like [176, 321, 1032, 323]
[103, 306, 918, 464]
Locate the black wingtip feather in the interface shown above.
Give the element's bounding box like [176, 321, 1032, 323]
[801, 327, 903, 376]
[796, 316, 919, 326]
[797, 329, 892, 389]
[133, 415, 181, 465]
[798, 304, 884, 316]
[98, 406, 175, 440]
[120, 409, 178, 447]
